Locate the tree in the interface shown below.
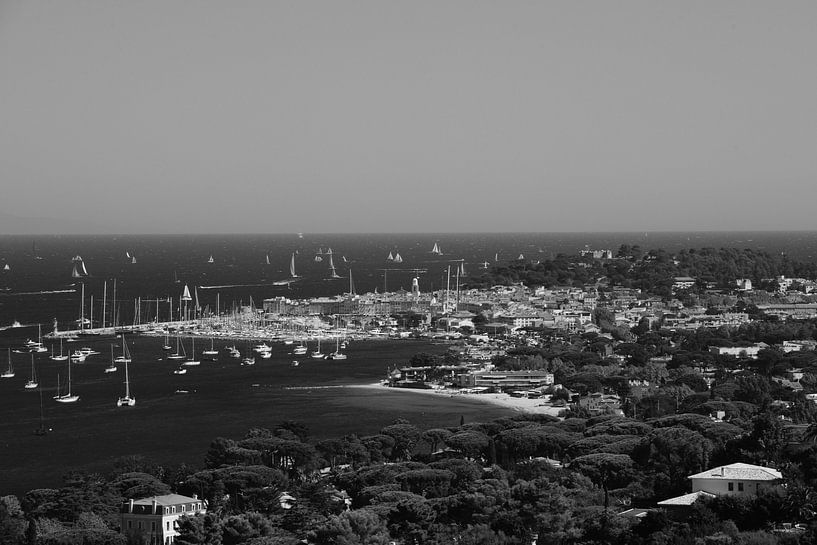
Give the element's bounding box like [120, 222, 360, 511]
[307, 508, 391, 545]
[381, 424, 420, 461]
[569, 454, 634, 508]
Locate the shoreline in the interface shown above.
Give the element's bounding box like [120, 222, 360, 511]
[347, 382, 564, 416]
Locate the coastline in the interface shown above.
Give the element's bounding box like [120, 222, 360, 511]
[348, 382, 564, 417]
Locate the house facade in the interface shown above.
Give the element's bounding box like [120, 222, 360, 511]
[688, 462, 783, 497]
[121, 494, 206, 545]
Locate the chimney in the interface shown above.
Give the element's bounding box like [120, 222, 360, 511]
[721, 467, 725, 477]
[128, 499, 134, 513]
[152, 500, 158, 515]
[193, 494, 198, 500]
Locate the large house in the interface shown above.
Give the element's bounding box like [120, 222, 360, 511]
[121, 494, 206, 545]
[656, 463, 782, 513]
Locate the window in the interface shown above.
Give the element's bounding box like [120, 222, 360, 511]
[172, 506, 176, 514]
[128, 521, 132, 529]
[167, 522, 171, 531]
[152, 522, 156, 531]
[181, 505, 186, 512]
[738, 482, 744, 492]
[728, 482, 734, 491]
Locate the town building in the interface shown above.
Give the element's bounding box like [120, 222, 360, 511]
[121, 494, 206, 545]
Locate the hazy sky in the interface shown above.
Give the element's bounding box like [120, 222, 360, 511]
[1, 1, 816, 234]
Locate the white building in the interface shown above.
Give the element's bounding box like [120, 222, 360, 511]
[689, 463, 782, 497]
[121, 494, 206, 545]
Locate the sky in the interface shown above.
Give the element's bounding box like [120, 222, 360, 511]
[1, 1, 816, 234]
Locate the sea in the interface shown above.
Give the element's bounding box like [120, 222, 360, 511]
[1, 231, 816, 495]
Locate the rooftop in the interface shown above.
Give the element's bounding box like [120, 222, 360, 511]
[687, 463, 783, 482]
[657, 490, 715, 506]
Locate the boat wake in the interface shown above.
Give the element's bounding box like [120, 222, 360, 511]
[200, 282, 295, 290]
[0, 289, 77, 297]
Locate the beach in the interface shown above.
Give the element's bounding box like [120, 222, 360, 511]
[350, 382, 564, 417]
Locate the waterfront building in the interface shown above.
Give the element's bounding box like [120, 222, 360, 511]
[120, 494, 206, 545]
[458, 370, 554, 390]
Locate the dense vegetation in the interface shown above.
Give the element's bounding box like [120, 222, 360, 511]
[467, 246, 817, 295]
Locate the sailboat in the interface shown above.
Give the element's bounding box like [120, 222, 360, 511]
[207, 254, 214, 264]
[25, 354, 38, 388]
[328, 337, 347, 360]
[131, 255, 137, 264]
[459, 261, 467, 277]
[114, 335, 131, 364]
[431, 242, 442, 255]
[327, 254, 341, 279]
[311, 338, 325, 359]
[167, 337, 186, 361]
[162, 332, 172, 351]
[50, 338, 68, 361]
[183, 337, 201, 366]
[116, 354, 135, 407]
[55, 359, 79, 403]
[517, 253, 525, 260]
[105, 345, 118, 374]
[290, 253, 300, 278]
[2, 349, 15, 378]
[202, 337, 219, 359]
[71, 256, 89, 278]
[34, 386, 49, 435]
[393, 252, 403, 264]
[265, 254, 271, 265]
[30, 324, 48, 353]
[387, 251, 394, 261]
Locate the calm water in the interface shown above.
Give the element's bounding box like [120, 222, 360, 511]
[1, 232, 816, 495]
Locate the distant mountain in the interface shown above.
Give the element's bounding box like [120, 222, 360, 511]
[0, 210, 106, 235]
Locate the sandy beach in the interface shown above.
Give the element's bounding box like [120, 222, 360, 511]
[349, 383, 564, 417]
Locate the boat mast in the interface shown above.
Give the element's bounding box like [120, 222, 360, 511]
[101, 281, 107, 329]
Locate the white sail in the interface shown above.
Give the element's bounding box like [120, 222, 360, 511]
[393, 253, 403, 264]
[328, 255, 340, 279]
[387, 252, 394, 261]
[182, 284, 192, 301]
[431, 242, 441, 255]
[208, 255, 214, 263]
[290, 253, 299, 277]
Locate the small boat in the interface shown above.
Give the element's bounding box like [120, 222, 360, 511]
[291, 360, 299, 367]
[292, 344, 307, 355]
[431, 242, 442, 255]
[241, 356, 255, 366]
[517, 253, 524, 260]
[162, 333, 173, 351]
[69, 351, 87, 363]
[226, 345, 241, 359]
[116, 354, 135, 407]
[393, 253, 403, 264]
[105, 345, 118, 373]
[2, 349, 16, 378]
[259, 350, 272, 359]
[207, 255, 214, 264]
[253, 343, 271, 354]
[173, 367, 187, 375]
[386, 251, 394, 261]
[24, 354, 38, 389]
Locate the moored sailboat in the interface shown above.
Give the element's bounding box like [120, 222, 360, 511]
[2, 348, 15, 378]
[116, 355, 135, 407]
[105, 345, 118, 374]
[25, 354, 38, 389]
[55, 359, 79, 403]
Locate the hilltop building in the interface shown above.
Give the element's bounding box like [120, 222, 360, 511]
[121, 494, 206, 545]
